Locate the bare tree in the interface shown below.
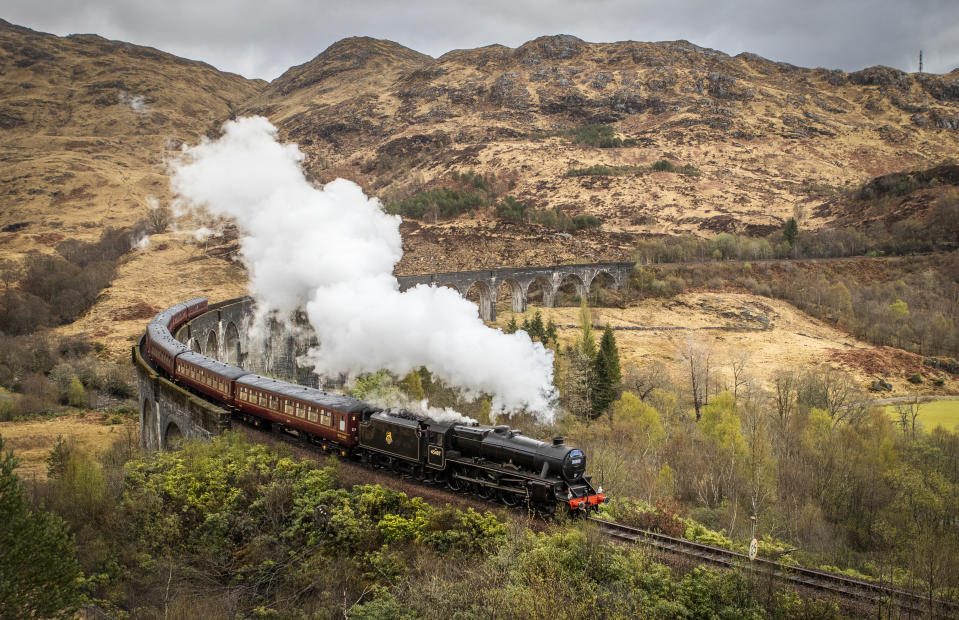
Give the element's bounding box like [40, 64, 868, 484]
[678, 337, 712, 420]
[819, 367, 869, 426]
[728, 350, 751, 404]
[623, 361, 669, 401]
[894, 396, 923, 438]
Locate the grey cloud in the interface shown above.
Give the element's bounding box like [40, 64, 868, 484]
[4, 0, 957, 79]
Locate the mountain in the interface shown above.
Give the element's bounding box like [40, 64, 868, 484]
[1, 23, 958, 352]
[0, 19, 263, 257]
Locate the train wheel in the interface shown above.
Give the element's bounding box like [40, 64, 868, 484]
[499, 489, 522, 507]
[447, 468, 465, 492]
[476, 483, 494, 500]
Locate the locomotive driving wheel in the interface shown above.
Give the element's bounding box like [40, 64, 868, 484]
[446, 466, 465, 492]
[475, 482, 495, 500]
[499, 488, 523, 507]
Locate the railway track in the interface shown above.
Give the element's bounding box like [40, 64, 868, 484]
[590, 517, 959, 618]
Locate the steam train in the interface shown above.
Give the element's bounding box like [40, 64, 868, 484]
[143, 297, 606, 516]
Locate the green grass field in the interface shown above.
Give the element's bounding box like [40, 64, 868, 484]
[885, 399, 959, 433]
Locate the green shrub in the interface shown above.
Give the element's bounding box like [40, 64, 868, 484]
[66, 377, 87, 408]
[385, 188, 484, 220]
[564, 124, 637, 148]
[908, 373, 923, 384]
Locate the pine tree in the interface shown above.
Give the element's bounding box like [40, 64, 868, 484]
[545, 319, 558, 347]
[505, 315, 518, 334]
[530, 311, 545, 341]
[782, 217, 799, 247]
[0, 434, 81, 618]
[591, 324, 622, 417]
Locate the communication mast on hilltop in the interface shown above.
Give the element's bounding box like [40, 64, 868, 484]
[919, 50, 923, 74]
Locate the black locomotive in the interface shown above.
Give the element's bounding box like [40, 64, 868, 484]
[142, 298, 606, 516]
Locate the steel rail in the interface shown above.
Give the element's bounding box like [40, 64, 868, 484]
[590, 517, 959, 617]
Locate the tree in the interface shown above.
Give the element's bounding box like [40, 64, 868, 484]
[529, 312, 545, 342]
[564, 347, 593, 420]
[782, 217, 799, 247]
[0, 434, 81, 618]
[623, 361, 668, 402]
[544, 319, 558, 347]
[504, 315, 518, 334]
[679, 337, 712, 420]
[591, 325, 622, 417]
[577, 299, 596, 359]
[895, 396, 922, 438]
[612, 391, 665, 458]
[398, 370, 425, 401]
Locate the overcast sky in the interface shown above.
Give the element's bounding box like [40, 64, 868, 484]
[5, 0, 958, 81]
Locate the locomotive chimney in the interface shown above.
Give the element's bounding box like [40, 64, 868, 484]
[553, 436, 565, 446]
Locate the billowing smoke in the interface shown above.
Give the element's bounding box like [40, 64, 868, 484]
[170, 116, 557, 419]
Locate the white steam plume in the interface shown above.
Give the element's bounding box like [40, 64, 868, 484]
[170, 117, 558, 420]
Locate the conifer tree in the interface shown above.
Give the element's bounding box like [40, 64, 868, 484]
[0, 435, 80, 618]
[545, 319, 558, 347]
[505, 315, 518, 334]
[530, 311, 545, 341]
[592, 324, 622, 417]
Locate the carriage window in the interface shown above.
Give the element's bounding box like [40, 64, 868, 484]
[339, 418, 346, 432]
[320, 411, 331, 427]
[259, 393, 267, 407]
[295, 402, 305, 418]
[308, 408, 318, 423]
[269, 395, 278, 410]
[284, 400, 293, 414]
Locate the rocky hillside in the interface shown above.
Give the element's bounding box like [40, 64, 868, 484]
[3, 23, 959, 260]
[0, 19, 264, 259]
[1, 22, 958, 310]
[243, 35, 959, 248]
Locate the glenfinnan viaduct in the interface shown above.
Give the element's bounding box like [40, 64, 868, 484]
[396, 262, 634, 322]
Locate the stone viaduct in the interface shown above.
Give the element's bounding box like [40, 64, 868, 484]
[396, 262, 634, 322]
[135, 262, 635, 450]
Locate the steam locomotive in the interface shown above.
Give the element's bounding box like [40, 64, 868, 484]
[143, 298, 606, 516]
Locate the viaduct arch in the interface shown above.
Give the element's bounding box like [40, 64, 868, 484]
[395, 262, 633, 322]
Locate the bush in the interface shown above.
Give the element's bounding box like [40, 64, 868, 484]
[652, 159, 676, 172]
[564, 124, 637, 148]
[908, 373, 923, 384]
[1, 227, 138, 335]
[66, 377, 87, 408]
[104, 365, 134, 398]
[0, 398, 16, 422]
[385, 188, 484, 220]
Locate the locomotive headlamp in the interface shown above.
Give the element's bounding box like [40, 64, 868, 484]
[597, 486, 603, 494]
